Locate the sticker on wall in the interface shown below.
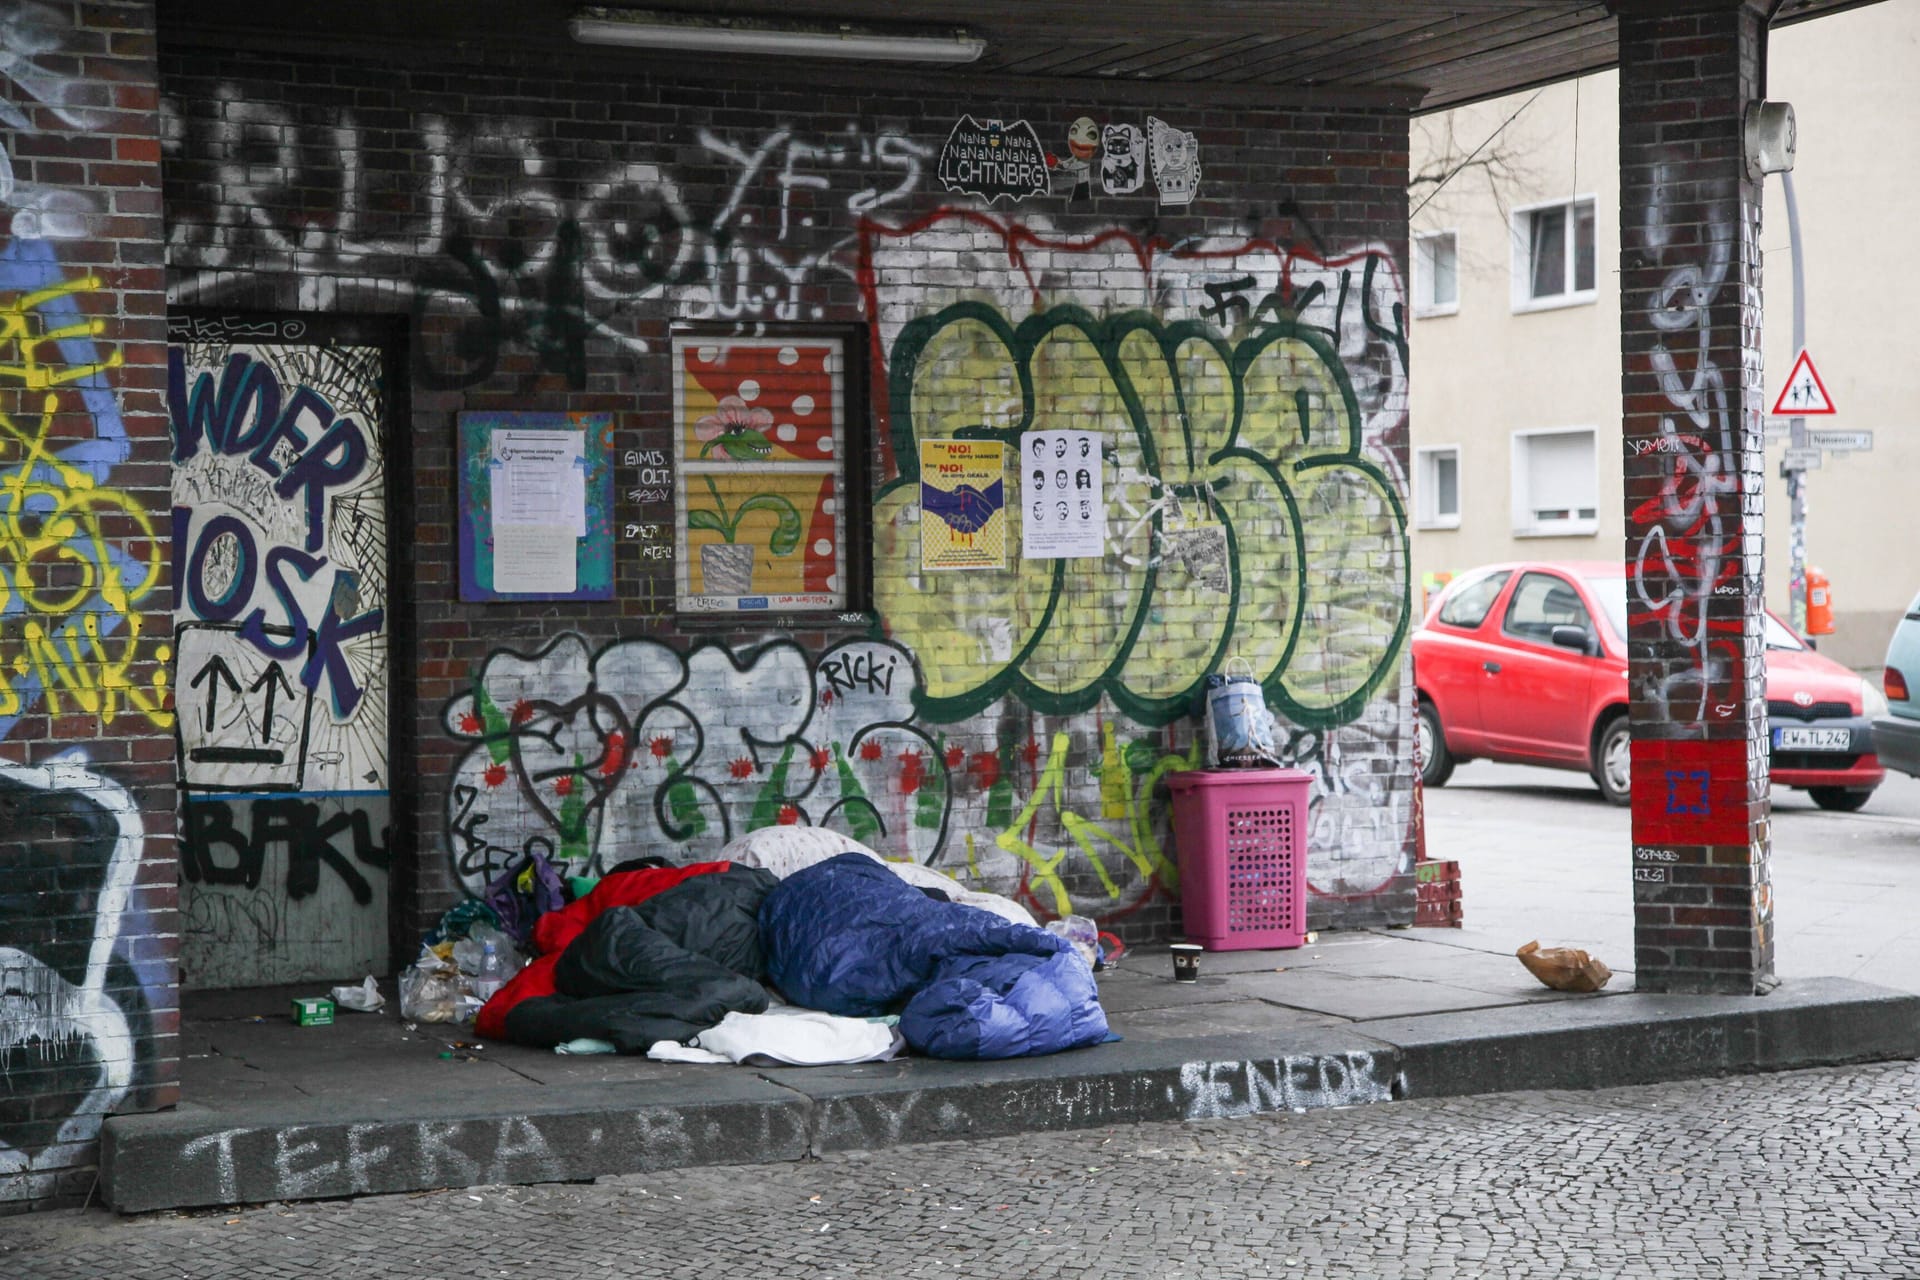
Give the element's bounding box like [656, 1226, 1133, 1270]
[936, 115, 1051, 204]
[1100, 123, 1146, 196]
[673, 335, 848, 613]
[1020, 430, 1106, 560]
[1051, 116, 1100, 202]
[919, 439, 1006, 572]
[1148, 117, 1201, 206]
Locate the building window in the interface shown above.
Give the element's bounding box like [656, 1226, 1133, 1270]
[671, 328, 866, 616]
[1511, 196, 1596, 311]
[1414, 231, 1458, 316]
[1511, 427, 1598, 536]
[1415, 445, 1461, 529]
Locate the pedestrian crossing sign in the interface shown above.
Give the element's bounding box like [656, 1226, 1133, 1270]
[1770, 349, 1836, 416]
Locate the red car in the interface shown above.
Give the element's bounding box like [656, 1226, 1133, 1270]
[1413, 561, 1886, 810]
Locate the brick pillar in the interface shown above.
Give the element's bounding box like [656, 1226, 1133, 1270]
[1618, 1, 1774, 995]
[0, 0, 175, 1211]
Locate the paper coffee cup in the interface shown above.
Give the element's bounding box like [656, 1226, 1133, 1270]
[1170, 943, 1202, 982]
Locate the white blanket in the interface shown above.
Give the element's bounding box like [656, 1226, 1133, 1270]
[718, 826, 1037, 927]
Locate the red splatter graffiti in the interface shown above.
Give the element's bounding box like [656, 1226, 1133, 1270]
[730, 757, 755, 779]
[899, 749, 925, 795]
[650, 736, 673, 759]
[483, 763, 507, 789]
[600, 732, 627, 778]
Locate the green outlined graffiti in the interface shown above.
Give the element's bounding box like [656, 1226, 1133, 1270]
[874, 304, 1408, 729]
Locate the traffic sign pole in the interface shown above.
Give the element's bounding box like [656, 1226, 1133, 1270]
[1784, 171, 1808, 634]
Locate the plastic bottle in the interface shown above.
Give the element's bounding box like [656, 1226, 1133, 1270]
[471, 939, 505, 1002]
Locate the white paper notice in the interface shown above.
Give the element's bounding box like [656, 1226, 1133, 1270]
[1019, 429, 1106, 559]
[493, 429, 587, 536]
[492, 524, 578, 595]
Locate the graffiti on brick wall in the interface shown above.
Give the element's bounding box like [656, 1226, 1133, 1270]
[858, 208, 1415, 910]
[442, 635, 953, 894]
[860, 211, 1409, 724]
[0, 754, 161, 1204]
[164, 97, 930, 387]
[1627, 163, 1748, 727]
[170, 332, 392, 986]
[0, 0, 112, 239]
[1, 246, 171, 739]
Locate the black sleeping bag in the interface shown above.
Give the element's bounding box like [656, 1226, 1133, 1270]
[503, 864, 777, 1053]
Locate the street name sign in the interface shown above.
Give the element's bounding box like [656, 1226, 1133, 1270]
[1806, 429, 1873, 452]
[1781, 447, 1822, 471]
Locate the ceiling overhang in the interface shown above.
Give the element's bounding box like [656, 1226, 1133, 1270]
[155, 0, 1890, 112]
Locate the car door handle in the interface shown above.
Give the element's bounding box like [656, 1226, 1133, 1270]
[1483, 661, 1502, 674]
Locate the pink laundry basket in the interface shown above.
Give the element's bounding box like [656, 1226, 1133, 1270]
[1166, 768, 1312, 950]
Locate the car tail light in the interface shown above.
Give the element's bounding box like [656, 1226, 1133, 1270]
[1888, 667, 1911, 702]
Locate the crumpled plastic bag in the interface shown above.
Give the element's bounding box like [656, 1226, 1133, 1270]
[398, 947, 466, 1023]
[1045, 915, 1101, 970]
[452, 924, 524, 981]
[1517, 940, 1612, 993]
[329, 974, 385, 1013]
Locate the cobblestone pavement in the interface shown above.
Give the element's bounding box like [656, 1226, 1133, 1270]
[9, 1059, 1920, 1279]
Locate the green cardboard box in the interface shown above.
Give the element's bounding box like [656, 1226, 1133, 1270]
[292, 996, 335, 1026]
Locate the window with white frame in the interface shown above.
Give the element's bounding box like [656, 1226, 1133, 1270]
[1414, 231, 1458, 316]
[1511, 427, 1598, 536]
[1511, 196, 1596, 311]
[1415, 445, 1461, 528]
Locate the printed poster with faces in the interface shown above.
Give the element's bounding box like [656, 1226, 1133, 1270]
[1020, 430, 1106, 559]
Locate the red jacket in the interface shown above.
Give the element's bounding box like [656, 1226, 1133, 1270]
[475, 861, 730, 1042]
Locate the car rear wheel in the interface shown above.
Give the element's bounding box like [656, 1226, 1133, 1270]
[1592, 714, 1631, 806]
[1417, 700, 1455, 788]
[1809, 786, 1873, 813]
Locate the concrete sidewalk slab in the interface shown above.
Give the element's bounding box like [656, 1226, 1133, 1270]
[99, 935, 1920, 1214]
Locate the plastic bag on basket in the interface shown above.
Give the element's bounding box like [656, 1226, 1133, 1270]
[1204, 664, 1279, 767]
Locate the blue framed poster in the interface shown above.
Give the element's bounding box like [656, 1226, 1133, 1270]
[458, 411, 615, 602]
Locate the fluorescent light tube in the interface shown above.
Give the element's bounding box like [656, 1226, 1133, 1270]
[568, 8, 986, 64]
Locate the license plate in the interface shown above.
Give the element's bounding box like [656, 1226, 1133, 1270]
[1775, 727, 1851, 751]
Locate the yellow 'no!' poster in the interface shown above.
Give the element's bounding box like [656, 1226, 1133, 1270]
[919, 440, 1006, 571]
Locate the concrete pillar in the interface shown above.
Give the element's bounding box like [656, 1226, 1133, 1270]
[1618, 0, 1776, 995]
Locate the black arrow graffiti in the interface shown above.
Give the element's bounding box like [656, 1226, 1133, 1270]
[249, 663, 295, 743]
[190, 655, 242, 735]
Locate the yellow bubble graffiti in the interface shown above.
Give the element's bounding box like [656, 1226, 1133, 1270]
[0, 273, 172, 730]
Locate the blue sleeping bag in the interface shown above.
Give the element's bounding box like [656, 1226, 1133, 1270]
[759, 853, 1109, 1060]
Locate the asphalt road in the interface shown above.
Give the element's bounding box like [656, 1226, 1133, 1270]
[8, 1057, 1920, 1279]
[1422, 760, 1920, 990]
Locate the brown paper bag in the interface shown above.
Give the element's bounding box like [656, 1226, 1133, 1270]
[1516, 940, 1612, 993]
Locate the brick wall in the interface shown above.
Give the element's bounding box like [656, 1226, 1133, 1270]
[1, 0, 176, 1213]
[158, 42, 1418, 957]
[1617, 0, 1775, 994]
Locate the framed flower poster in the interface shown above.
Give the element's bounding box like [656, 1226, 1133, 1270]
[671, 332, 852, 615]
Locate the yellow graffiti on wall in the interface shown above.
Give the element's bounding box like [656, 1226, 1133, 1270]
[996, 728, 1199, 918]
[0, 274, 172, 728]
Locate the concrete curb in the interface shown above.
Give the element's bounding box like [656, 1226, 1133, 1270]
[100, 976, 1920, 1213]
